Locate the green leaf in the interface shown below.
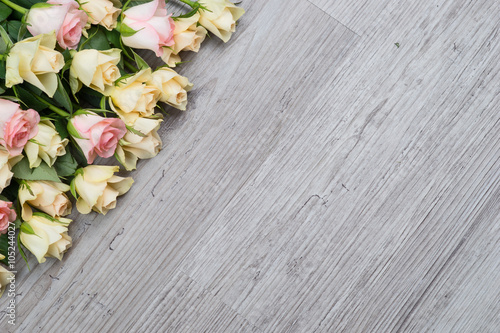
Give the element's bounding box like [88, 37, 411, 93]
[0, 233, 9, 265]
[17, 233, 30, 270]
[20, 222, 36, 235]
[30, 2, 56, 8]
[132, 49, 149, 70]
[17, 20, 28, 41]
[0, 23, 12, 53]
[53, 76, 73, 112]
[70, 177, 77, 198]
[173, 6, 200, 20]
[66, 119, 85, 139]
[12, 159, 61, 182]
[0, 60, 5, 79]
[15, 0, 42, 9]
[53, 151, 78, 177]
[104, 28, 121, 48]
[0, 3, 13, 23]
[126, 124, 146, 137]
[53, 118, 69, 139]
[119, 22, 139, 37]
[81, 26, 110, 51]
[13, 85, 48, 111]
[7, 20, 21, 42]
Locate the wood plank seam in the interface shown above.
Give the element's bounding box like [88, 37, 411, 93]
[306, 0, 361, 38]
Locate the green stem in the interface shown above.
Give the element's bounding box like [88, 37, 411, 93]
[33, 95, 70, 117]
[0, 0, 28, 14]
[124, 59, 138, 72]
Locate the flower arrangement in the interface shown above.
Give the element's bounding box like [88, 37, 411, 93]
[0, 0, 244, 297]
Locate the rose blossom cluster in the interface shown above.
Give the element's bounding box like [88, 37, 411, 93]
[0, 0, 244, 295]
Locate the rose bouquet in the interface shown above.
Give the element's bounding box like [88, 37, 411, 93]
[0, 0, 244, 297]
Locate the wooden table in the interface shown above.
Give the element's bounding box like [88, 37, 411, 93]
[2, 0, 500, 331]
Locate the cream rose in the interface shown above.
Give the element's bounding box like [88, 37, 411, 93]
[19, 181, 72, 221]
[74, 165, 133, 215]
[6, 32, 64, 97]
[149, 68, 193, 110]
[24, 120, 68, 168]
[198, 0, 245, 43]
[20, 214, 72, 263]
[161, 13, 207, 67]
[109, 69, 161, 125]
[0, 265, 14, 297]
[116, 117, 162, 171]
[69, 49, 121, 95]
[0, 148, 23, 192]
[81, 0, 121, 30]
[159, 49, 181, 68]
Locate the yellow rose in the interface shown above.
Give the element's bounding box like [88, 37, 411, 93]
[109, 69, 161, 125]
[81, 0, 121, 30]
[0, 265, 14, 297]
[70, 48, 121, 95]
[149, 68, 192, 110]
[116, 117, 162, 171]
[160, 49, 181, 68]
[6, 32, 64, 97]
[19, 181, 72, 220]
[20, 214, 72, 263]
[198, 0, 245, 43]
[0, 148, 22, 192]
[161, 13, 207, 67]
[74, 165, 133, 215]
[24, 120, 68, 168]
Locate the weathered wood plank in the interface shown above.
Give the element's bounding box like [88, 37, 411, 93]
[178, 0, 500, 332]
[127, 271, 261, 333]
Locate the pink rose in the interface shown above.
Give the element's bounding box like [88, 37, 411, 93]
[27, 0, 88, 49]
[0, 99, 40, 156]
[0, 201, 16, 234]
[122, 0, 175, 57]
[70, 112, 126, 164]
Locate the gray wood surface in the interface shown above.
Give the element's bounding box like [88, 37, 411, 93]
[2, 0, 500, 332]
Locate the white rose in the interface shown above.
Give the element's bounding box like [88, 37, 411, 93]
[109, 69, 161, 125]
[20, 215, 72, 263]
[5, 32, 64, 97]
[0, 265, 14, 297]
[116, 117, 162, 171]
[149, 68, 193, 110]
[198, 0, 245, 43]
[70, 49, 121, 95]
[24, 120, 68, 168]
[160, 13, 207, 67]
[0, 148, 23, 192]
[81, 0, 121, 30]
[19, 181, 72, 220]
[74, 165, 134, 215]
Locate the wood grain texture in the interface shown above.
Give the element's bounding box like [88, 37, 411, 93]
[2, 0, 500, 332]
